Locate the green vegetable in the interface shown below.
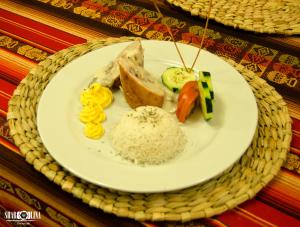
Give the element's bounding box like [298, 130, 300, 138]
[199, 71, 214, 100]
[197, 79, 213, 121]
[161, 67, 196, 93]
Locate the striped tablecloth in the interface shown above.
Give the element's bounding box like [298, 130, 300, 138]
[0, 0, 299, 226]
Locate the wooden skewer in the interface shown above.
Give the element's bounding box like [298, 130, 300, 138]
[152, 0, 213, 73]
[152, 0, 188, 71]
[189, 0, 213, 72]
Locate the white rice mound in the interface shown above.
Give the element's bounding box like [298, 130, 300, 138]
[110, 106, 187, 165]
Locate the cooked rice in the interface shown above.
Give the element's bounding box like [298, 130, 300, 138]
[110, 106, 186, 165]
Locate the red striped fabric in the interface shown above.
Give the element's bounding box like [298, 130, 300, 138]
[292, 134, 300, 149]
[0, 78, 15, 96]
[0, 8, 86, 51]
[219, 199, 300, 227]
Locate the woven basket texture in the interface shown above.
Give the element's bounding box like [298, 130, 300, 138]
[7, 37, 292, 222]
[166, 0, 300, 35]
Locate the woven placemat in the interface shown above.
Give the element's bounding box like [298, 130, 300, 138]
[166, 0, 300, 35]
[7, 37, 292, 222]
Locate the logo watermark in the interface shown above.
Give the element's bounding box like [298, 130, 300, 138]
[4, 210, 41, 224]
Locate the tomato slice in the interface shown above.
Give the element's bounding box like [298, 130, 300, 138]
[176, 81, 199, 123]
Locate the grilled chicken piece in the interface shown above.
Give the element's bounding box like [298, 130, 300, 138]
[118, 57, 165, 109]
[93, 40, 144, 88]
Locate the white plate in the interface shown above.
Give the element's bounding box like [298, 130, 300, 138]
[37, 40, 258, 193]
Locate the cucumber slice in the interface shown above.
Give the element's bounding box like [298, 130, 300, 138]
[198, 80, 213, 120]
[162, 67, 196, 93]
[199, 71, 214, 100]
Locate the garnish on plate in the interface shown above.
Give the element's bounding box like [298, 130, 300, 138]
[79, 83, 113, 139]
[162, 67, 196, 93]
[197, 72, 214, 121]
[199, 71, 214, 101]
[176, 81, 199, 123]
[175, 71, 214, 123]
[153, 0, 214, 123]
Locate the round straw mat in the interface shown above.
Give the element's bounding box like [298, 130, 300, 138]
[7, 37, 292, 222]
[166, 0, 300, 35]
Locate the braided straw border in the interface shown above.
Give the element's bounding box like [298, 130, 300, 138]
[7, 37, 292, 222]
[166, 0, 300, 35]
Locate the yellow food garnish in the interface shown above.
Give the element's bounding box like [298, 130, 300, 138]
[80, 104, 106, 124]
[80, 84, 113, 108]
[79, 82, 113, 140]
[84, 122, 104, 139]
